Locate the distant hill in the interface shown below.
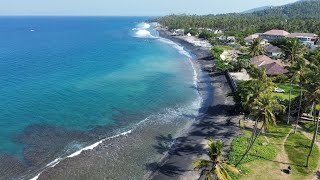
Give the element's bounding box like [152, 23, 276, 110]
[242, 6, 274, 13]
[251, 0, 320, 19]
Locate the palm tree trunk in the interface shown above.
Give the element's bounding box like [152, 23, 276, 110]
[247, 119, 259, 149]
[236, 121, 266, 167]
[287, 81, 293, 124]
[306, 108, 319, 167]
[294, 76, 303, 134]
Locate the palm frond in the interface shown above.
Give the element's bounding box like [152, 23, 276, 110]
[192, 159, 211, 170]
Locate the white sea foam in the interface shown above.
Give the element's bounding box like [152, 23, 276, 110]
[157, 38, 192, 58]
[30, 130, 132, 180]
[132, 22, 157, 38]
[157, 36, 204, 115]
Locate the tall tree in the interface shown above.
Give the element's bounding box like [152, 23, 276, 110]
[249, 38, 265, 56]
[193, 139, 239, 180]
[304, 59, 320, 167]
[234, 67, 285, 167]
[235, 90, 285, 167]
[274, 38, 306, 125]
[293, 57, 308, 133]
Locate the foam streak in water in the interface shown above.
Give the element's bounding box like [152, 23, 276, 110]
[30, 130, 132, 180]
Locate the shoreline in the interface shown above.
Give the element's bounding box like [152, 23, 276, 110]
[146, 26, 242, 179]
[22, 23, 241, 180]
[23, 24, 210, 180]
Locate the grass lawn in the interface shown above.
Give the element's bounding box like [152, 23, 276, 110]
[285, 132, 319, 179]
[272, 82, 301, 100]
[300, 122, 320, 140]
[228, 123, 292, 179]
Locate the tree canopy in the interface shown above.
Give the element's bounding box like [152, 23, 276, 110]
[152, 0, 320, 38]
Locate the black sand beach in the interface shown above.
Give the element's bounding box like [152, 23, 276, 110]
[146, 28, 242, 180]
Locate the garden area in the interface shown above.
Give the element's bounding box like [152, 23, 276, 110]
[228, 122, 320, 180]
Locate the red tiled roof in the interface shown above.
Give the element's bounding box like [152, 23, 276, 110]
[287, 33, 318, 38]
[263, 29, 290, 36]
[251, 55, 288, 75]
[261, 62, 289, 75]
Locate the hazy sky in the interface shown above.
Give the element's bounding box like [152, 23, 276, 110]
[0, 0, 298, 16]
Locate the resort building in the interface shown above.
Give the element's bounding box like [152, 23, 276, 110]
[260, 29, 290, 41]
[265, 44, 283, 59]
[251, 55, 288, 75]
[244, 33, 263, 44]
[287, 32, 318, 46]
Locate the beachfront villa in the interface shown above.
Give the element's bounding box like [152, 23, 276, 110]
[251, 55, 288, 75]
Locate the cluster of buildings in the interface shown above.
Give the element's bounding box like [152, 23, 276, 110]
[245, 29, 319, 48]
[245, 29, 319, 76]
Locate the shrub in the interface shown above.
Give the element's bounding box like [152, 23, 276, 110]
[199, 31, 215, 40]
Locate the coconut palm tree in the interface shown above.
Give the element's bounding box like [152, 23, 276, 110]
[235, 90, 285, 167]
[276, 38, 306, 124]
[193, 139, 239, 180]
[292, 57, 308, 133]
[249, 38, 265, 56]
[304, 62, 320, 167]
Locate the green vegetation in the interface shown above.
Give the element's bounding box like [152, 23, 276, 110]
[228, 124, 292, 179]
[198, 30, 216, 40]
[228, 130, 278, 165]
[186, 28, 199, 36]
[154, 1, 320, 38]
[193, 139, 239, 180]
[285, 132, 319, 177]
[170, 2, 320, 177]
[248, 38, 264, 56]
[300, 122, 320, 140]
[273, 83, 301, 100]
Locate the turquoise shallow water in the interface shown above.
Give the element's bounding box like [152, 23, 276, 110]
[0, 17, 199, 178]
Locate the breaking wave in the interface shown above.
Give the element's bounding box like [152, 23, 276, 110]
[132, 22, 158, 38]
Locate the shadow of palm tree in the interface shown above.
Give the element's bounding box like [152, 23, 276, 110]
[169, 144, 206, 156]
[153, 134, 174, 154]
[146, 162, 186, 177]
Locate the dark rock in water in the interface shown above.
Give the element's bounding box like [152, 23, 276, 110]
[0, 153, 26, 179]
[14, 124, 95, 167]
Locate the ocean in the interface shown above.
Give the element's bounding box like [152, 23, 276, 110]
[0, 16, 202, 179]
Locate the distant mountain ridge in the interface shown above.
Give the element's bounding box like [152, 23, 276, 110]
[242, 6, 274, 13]
[250, 0, 320, 18]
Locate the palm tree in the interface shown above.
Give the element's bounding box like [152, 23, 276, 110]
[306, 109, 320, 167]
[193, 139, 239, 180]
[235, 91, 285, 167]
[289, 57, 307, 133]
[276, 38, 306, 125]
[304, 62, 320, 167]
[249, 38, 265, 56]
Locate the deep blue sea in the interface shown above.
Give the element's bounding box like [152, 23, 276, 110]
[0, 17, 201, 179]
